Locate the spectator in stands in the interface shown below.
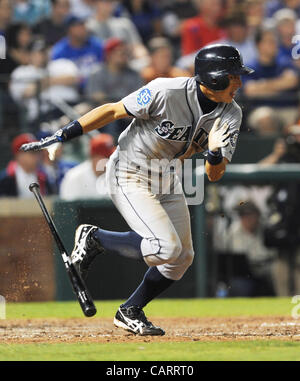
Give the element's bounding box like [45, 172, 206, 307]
[0, 0, 12, 36]
[141, 37, 190, 83]
[0, 133, 52, 197]
[38, 131, 78, 194]
[243, 26, 299, 126]
[34, 0, 71, 48]
[69, 0, 96, 19]
[161, 0, 198, 57]
[85, 38, 143, 139]
[242, 0, 266, 36]
[260, 120, 300, 295]
[123, 0, 162, 44]
[51, 15, 103, 88]
[259, 137, 287, 164]
[247, 106, 283, 136]
[86, 38, 143, 104]
[224, 201, 277, 296]
[216, 12, 257, 66]
[10, 39, 80, 129]
[273, 8, 299, 66]
[60, 133, 115, 200]
[86, 0, 148, 70]
[260, 122, 300, 164]
[0, 22, 33, 86]
[13, 0, 51, 26]
[180, 0, 225, 56]
[265, 0, 300, 18]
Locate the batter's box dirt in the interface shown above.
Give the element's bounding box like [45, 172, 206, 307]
[0, 316, 300, 344]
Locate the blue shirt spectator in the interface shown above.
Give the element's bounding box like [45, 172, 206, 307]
[243, 26, 299, 117]
[243, 55, 299, 107]
[51, 16, 103, 88]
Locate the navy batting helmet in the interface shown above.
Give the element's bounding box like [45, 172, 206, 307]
[195, 44, 254, 91]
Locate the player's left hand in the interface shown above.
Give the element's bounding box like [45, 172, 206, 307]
[20, 132, 62, 153]
[208, 118, 230, 152]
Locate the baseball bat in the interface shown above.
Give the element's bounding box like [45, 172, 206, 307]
[29, 182, 97, 317]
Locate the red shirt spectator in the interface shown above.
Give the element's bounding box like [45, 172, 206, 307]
[181, 0, 226, 56]
[0, 134, 52, 197]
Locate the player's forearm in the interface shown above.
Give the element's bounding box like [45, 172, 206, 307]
[78, 102, 128, 133]
[205, 160, 226, 182]
[20, 101, 128, 152]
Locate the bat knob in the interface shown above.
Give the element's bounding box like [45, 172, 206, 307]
[29, 182, 40, 192]
[84, 306, 97, 317]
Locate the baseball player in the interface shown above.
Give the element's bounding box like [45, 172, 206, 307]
[21, 44, 253, 336]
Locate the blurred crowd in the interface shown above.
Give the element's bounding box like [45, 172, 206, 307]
[1, 0, 300, 296]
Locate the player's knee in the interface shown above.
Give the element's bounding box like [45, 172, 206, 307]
[156, 247, 195, 281]
[172, 248, 195, 280]
[175, 247, 195, 279]
[165, 236, 182, 263]
[181, 248, 194, 269]
[142, 234, 182, 266]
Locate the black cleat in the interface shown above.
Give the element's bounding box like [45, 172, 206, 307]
[71, 224, 104, 280]
[114, 306, 165, 336]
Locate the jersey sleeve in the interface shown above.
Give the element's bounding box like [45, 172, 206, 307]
[221, 104, 242, 162]
[121, 79, 166, 120]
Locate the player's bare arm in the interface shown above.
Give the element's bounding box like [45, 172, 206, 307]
[205, 157, 229, 182]
[20, 101, 129, 152]
[78, 101, 129, 132]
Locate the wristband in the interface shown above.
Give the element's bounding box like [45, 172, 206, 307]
[207, 149, 223, 165]
[55, 120, 83, 142]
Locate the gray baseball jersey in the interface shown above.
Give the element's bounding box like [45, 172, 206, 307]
[119, 76, 242, 165]
[106, 76, 243, 280]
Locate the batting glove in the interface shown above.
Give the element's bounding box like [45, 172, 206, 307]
[20, 130, 64, 153]
[20, 120, 83, 154]
[208, 118, 230, 153]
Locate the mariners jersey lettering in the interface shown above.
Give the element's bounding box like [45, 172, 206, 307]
[155, 121, 192, 142]
[120, 77, 242, 164]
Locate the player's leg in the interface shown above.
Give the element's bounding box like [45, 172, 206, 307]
[71, 156, 188, 335]
[107, 188, 178, 335]
[120, 190, 194, 310]
[112, 177, 194, 335]
[156, 191, 194, 282]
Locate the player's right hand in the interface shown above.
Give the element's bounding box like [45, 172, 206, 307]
[20, 131, 63, 152]
[208, 118, 230, 152]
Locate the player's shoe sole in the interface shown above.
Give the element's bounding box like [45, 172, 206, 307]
[71, 224, 104, 280]
[113, 306, 165, 336]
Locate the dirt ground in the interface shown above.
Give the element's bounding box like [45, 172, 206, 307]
[0, 316, 300, 344]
